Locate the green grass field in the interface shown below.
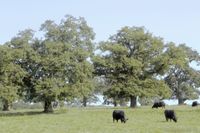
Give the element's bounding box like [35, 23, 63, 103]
[0, 106, 200, 133]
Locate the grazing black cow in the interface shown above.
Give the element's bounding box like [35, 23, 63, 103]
[112, 110, 128, 123]
[164, 110, 177, 123]
[192, 101, 198, 107]
[152, 101, 165, 108]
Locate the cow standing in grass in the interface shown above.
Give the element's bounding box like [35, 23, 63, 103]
[192, 101, 198, 107]
[164, 110, 177, 123]
[112, 110, 128, 123]
[152, 101, 165, 108]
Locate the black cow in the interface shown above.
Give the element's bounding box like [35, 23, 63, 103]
[164, 110, 177, 123]
[112, 110, 128, 123]
[192, 101, 198, 107]
[152, 101, 165, 108]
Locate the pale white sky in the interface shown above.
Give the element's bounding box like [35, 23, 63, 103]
[0, 0, 200, 53]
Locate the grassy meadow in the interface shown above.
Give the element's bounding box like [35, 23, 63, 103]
[0, 106, 200, 133]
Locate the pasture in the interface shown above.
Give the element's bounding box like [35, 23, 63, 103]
[0, 106, 200, 133]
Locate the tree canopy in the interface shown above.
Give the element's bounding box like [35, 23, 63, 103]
[93, 26, 171, 107]
[0, 15, 200, 111]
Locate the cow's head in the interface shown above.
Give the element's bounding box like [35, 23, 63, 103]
[173, 116, 177, 123]
[122, 118, 128, 123]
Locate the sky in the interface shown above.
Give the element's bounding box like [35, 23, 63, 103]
[0, 0, 200, 52]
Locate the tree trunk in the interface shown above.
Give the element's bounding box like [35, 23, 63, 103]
[177, 91, 184, 105]
[130, 96, 137, 108]
[2, 100, 10, 111]
[119, 98, 126, 106]
[113, 100, 117, 107]
[43, 100, 53, 113]
[113, 97, 118, 107]
[83, 97, 87, 107]
[178, 97, 184, 105]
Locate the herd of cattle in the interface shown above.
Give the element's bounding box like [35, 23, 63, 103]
[112, 101, 199, 123]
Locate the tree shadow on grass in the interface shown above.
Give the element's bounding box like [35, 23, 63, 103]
[0, 108, 68, 117]
[0, 110, 54, 117]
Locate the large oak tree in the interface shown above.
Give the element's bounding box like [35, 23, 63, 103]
[93, 26, 171, 107]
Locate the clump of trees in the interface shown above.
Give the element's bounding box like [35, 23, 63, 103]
[0, 15, 200, 112]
